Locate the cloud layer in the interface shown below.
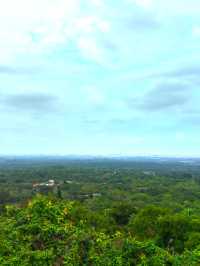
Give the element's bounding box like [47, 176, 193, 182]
[130, 82, 190, 111]
[0, 93, 60, 114]
[1, 0, 200, 156]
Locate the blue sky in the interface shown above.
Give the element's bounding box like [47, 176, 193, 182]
[1, 0, 200, 156]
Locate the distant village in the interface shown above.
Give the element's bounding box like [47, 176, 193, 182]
[32, 179, 102, 199]
[33, 179, 56, 188]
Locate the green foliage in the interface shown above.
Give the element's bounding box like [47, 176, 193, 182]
[128, 206, 168, 239]
[1, 160, 200, 265]
[109, 202, 137, 226]
[0, 195, 200, 265]
[157, 214, 191, 252]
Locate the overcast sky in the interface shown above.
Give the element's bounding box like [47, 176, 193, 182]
[1, 0, 200, 156]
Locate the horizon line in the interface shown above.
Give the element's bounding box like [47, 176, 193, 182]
[1, 154, 200, 159]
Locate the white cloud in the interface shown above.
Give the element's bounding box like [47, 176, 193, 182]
[130, 0, 153, 8]
[84, 86, 105, 106]
[90, 0, 104, 7]
[0, 0, 80, 62]
[76, 16, 96, 33]
[128, 0, 200, 15]
[0, 0, 110, 64]
[77, 35, 112, 66]
[75, 16, 110, 34]
[97, 20, 110, 33]
[118, 136, 144, 145]
[77, 37, 102, 62]
[73, 15, 110, 64]
[175, 132, 186, 141]
[192, 26, 200, 37]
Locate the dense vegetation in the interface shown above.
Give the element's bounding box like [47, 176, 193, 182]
[1, 157, 200, 265]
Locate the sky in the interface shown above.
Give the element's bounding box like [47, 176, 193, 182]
[1, 0, 200, 156]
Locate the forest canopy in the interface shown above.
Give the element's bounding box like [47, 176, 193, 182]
[1, 158, 200, 265]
